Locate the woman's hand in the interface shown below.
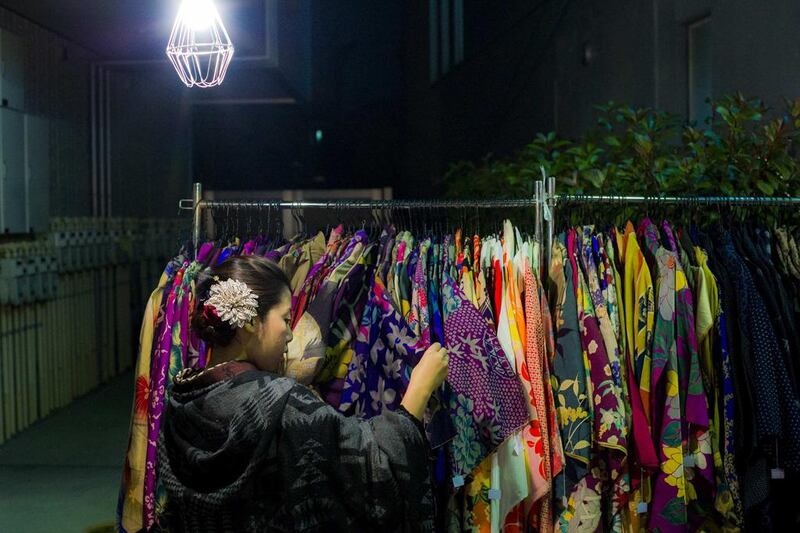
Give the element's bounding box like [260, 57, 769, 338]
[410, 342, 449, 392]
[400, 343, 449, 421]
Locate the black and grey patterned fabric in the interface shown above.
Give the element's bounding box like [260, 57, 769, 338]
[714, 230, 800, 531]
[158, 361, 434, 532]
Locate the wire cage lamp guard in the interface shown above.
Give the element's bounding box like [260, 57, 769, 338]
[166, 0, 235, 88]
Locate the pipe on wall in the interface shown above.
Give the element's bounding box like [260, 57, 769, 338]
[90, 64, 113, 218]
[98, 67, 105, 218]
[90, 64, 98, 216]
[104, 68, 111, 217]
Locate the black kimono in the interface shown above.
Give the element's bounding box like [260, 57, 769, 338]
[158, 361, 434, 532]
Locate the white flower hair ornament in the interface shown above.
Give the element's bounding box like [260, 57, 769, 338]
[204, 278, 260, 329]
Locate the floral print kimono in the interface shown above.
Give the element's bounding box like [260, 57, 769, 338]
[340, 235, 530, 483]
[550, 235, 593, 525]
[286, 231, 369, 385]
[578, 227, 630, 532]
[119, 263, 177, 533]
[525, 260, 564, 532]
[618, 222, 658, 532]
[639, 218, 713, 531]
[440, 237, 531, 478]
[663, 222, 715, 526]
[315, 241, 377, 408]
[340, 272, 425, 417]
[695, 244, 743, 529]
[408, 238, 432, 346]
[143, 260, 202, 529]
[555, 229, 628, 533]
[494, 224, 538, 532]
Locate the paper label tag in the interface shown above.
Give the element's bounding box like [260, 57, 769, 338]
[636, 502, 648, 514]
[683, 455, 695, 468]
[452, 475, 465, 488]
[513, 438, 523, 456]
[543, 204, 552, 222]
[771, 468, 785, 480]
[488, 489, 501, 500]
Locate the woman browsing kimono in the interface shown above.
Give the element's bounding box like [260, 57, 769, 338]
[157, 255, 448, 532]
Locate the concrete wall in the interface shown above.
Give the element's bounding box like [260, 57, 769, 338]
[0, 6, 193, 221]
[0, 6, 95, 217]
[402, 0, 800, 193]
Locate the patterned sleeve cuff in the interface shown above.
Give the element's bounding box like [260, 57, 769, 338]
[396, 405, 426, 437]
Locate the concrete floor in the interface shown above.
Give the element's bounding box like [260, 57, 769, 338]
[0, 370, 133, 533]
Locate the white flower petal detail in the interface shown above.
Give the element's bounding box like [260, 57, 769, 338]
[205, 278, 260, 329]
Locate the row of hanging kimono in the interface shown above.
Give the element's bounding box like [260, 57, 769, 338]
[118, 218, 800, 532]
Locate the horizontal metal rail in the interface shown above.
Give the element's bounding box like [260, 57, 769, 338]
[554, 194, 800, 205]
[179, 198, 540, 210]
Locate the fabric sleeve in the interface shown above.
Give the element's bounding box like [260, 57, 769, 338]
[275, 383, 434, 531]
[396, 405, 426, 436]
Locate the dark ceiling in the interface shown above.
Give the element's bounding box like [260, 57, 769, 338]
[0, 0, 268, 60]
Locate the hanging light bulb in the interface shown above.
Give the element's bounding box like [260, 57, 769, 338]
[181, 0, 217, 30]
[166, 0, 234, 88]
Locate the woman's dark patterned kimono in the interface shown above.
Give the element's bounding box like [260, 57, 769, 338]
[158, 361, 434, 532]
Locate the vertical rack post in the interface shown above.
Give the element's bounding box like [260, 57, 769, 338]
[192, 182, 203, 259]
[546, 176, 556, 276]
[534, 180, 543, 250]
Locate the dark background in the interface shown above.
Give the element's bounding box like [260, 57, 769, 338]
[1, 0, 798, 216]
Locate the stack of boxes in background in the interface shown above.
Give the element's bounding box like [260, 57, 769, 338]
[0, 217, 186, 444]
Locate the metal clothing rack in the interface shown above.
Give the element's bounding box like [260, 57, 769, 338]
[179, 182, 552, 263]
[179, 180, 800, 268]
[545, 190, 800, 269]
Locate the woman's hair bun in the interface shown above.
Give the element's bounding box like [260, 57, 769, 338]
[191, 304, 237, 347]
[191, 255, 290, 348]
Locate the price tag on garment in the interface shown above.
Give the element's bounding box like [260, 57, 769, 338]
[771, 468, 785, 480]
[543, 203, 552, 222]
[452, 475, 465, 488]
[636, 502, 648, 515]
[683, 455, 695, 468]
[488, 489, 501, 500]
[513, 438, 523, 456]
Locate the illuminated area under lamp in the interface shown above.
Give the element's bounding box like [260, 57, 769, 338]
[166, 0, 234, 88]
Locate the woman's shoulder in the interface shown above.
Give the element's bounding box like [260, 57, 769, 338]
[171, 361, 299, 413]
[225, 369, 330, 414]
[184, 366, 348, 430]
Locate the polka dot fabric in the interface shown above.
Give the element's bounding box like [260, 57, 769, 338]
[718, 233, 800, 473]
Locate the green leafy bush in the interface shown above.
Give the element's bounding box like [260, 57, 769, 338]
[443, 93, 800, 199]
